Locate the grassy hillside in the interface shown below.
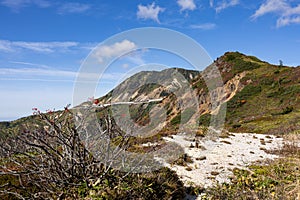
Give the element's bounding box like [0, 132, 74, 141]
[218, 52, 300, 134]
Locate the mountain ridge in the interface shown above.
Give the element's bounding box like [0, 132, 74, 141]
[1, 51, 300, 136]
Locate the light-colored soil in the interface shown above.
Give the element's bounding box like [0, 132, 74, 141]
[161, 132, 284, 188]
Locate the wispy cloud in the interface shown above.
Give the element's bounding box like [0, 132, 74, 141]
[58, 2, 90, 14]
[124, 49, 147, 66]
[1, 0, 50, 11]
[251, 0, 289, 18]
[0, 65, 123, 82]
[1, 0, 90, 14]
[10, 61, 49, 68]
[251, 0, 300, 27]
[190, 23, 217, 30]
[137, 2, 165, 23]
[215, 0, 239, 13]
[0, 40, 13, 52]
[0, 40, 79, 53]
[93, 40, 137, 63]
[209, 0, 214, 7]
[277, 15, 300, 27]
[0, 67, 77, 78]
[177, 0, 196, 11]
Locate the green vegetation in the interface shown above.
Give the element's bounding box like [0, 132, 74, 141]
[170, 107, 196, 126]
[198, 113, 211, 126]
[222, 52, 300, 133]
[76, 167, 185, 200]
[0, 109, 186, 199]
[137, 83, 160, 96]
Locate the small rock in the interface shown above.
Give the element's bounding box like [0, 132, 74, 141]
[211, 171, 220, 176]
[196, 156, 207, 161]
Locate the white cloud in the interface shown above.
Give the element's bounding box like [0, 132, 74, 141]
[251, 0, 289, 19]
[286, 4, 300, 16]
[137, 2, 165, 23]
[1, 0, 90, 14]
[10, 61, 49, 68]
[93, 40, 137, 63]
[252, 0, 300, 27]
[190, 23, 216, 30]
[177, 0, 196, 11]
[122, 63, 129, 69]
[0, 40, 79, 53]
[215, 0, 239, 13]
[58, 2, 90, 14]
[125, 53, 145, 66]
[1, 0, 50, 11]
[0, 40, 13, 52]
[209, 0, 214, 7]
[277, 15, 300, 27]
[0, 67, 77, 78]
[0, 65, 123, 82]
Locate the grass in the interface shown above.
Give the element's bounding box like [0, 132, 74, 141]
[170, 107, 196, 126]
[172, 153, 194, 166]
[75, 167, 186, 200]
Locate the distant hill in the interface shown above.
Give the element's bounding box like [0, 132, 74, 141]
[2, 51, 300, 136]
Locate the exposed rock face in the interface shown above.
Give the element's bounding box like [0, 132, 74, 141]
[96, 60, 248, 136]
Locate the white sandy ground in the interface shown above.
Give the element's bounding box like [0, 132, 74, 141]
[153, 132, 286, 197]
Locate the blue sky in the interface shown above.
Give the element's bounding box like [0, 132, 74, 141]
[1, 0, 300, 121]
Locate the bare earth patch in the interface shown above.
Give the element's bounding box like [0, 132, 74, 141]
[161, 132, 284, 188]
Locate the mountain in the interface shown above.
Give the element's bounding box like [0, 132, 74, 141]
[89, 51, 300, 136]
[1, 51, 300, 137]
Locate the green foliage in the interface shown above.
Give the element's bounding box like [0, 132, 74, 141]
[181, 108, 196, 124]
[129, 102, 155, 124]
[171, 107, 196, 126]
[224, 52, 261, 74]
[280, 106, 294, 115]
[248, 55, 263, 63]
[224, 51, 244, 62]
[77, 167, 185, 200]
[261, 77, 274, 85]
[172, 153, 194, 166]
[232, 123, 242, 128]
[198, 113, 211, 126]
[227, 85, 261, 109]
[137, 83, 160, 95]
[240, 85, 262, 97]
[0, 115, 38, 137]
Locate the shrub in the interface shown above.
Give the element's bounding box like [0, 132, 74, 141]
[171, 107, 196, 126]
[0, 106, 186, 199]
[281, 106, 293, 115]
[198, 114, 211, 127]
